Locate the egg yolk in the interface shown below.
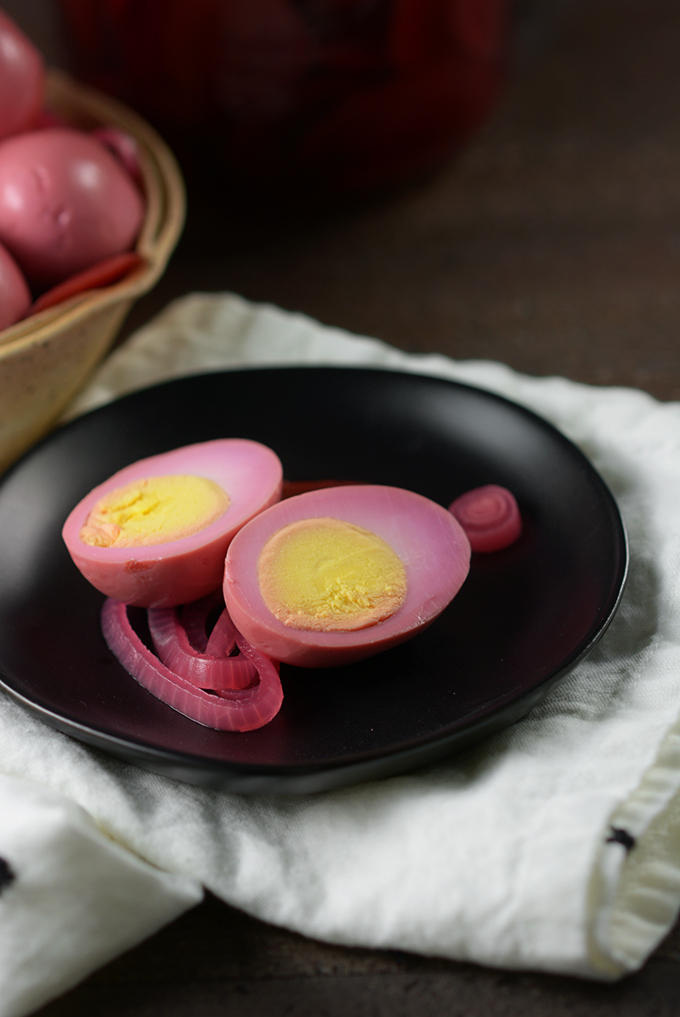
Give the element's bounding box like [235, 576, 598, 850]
[257, 516, 407, 632]
[79, 475, 230, 548]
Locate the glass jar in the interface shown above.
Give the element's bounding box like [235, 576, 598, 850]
[59, 0, 510, 198]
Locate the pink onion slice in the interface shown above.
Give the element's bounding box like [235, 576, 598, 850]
[448, 485, 522, 553]
[205, 606, 239, 657]
[101, 598, 283, 731]
[147, 605, 256, 690]
[225, 629, 284, 703]
[179, 592, 243, 659]
[180, 594, 216, 652]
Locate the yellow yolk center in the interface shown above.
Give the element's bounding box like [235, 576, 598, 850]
[257, 516, 407, 632]
[79, 475, 230, 548]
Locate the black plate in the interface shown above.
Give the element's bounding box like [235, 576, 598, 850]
[0, 367, 627, 793]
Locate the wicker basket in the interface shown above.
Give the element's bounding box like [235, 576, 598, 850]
[0, 70, 186, 475]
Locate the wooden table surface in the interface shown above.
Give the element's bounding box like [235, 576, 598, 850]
[8, 0, 679, 1014]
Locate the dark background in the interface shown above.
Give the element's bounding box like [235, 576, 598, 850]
[3, 1, 680, 1014]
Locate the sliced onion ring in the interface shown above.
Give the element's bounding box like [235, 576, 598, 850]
[101, 598, 283, 731]
[448, 485, 522, 553]
[205, 606, 240, 657]
[147, 605, 257, 690]
[180, 593, 217, 652]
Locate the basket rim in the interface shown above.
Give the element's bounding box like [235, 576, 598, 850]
[0, 69, 186, 357]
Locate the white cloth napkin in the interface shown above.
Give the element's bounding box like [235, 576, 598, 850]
[1, 292, 680, 1017]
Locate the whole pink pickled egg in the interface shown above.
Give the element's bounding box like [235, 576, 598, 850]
[223, 484, 471, 668]
[0, 127, 145, 288]
[62, 439, 284, 608]
[0, 9, 45, 141]
[0, 238, 30, 328]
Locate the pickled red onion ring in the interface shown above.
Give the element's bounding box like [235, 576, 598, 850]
[180, 593, 219, 652]
[205, 606, 240, 657]
[147, 605, 256, 690]
[448, 485, 522, 553]
[179, 592, 245, 660]
[101, 598, 283, 731]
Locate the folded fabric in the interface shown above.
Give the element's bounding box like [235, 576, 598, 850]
[1, 292, 679, 1017]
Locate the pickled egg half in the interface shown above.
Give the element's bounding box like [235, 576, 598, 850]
[223, 484, 471, 668]
[63, 439, 283, 607]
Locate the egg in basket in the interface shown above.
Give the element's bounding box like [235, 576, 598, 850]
[0, 10, 185, 475]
